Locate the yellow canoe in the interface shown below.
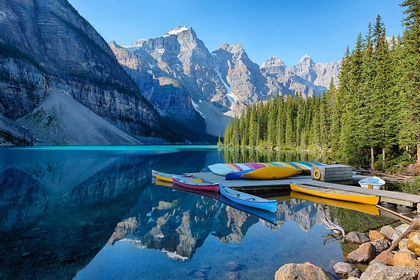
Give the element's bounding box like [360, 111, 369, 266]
[154, 179, 173, 187]
[290, 183, 379, 205]
[290, 191, 379, 215]
[241, 166, 302, 180]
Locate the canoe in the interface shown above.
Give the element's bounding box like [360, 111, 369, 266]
[290, 183, 379, 205]
[219, 184, 278, 212]
[152, 170, 203, 183]
[358, 177, 385, 190]
[225, 169, 257, 180]
[241, 166, 302, 180]
[219, 195, 278, 225]
[173, 184, 220, 200]
[290, 191, 379, 215]
[172, 176, 220, 192]
[208, 162, 324, 176]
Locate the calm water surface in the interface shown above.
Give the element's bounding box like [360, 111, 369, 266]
[0, 146, 395, 280]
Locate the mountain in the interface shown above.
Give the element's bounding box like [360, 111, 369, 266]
[112, 26, 341, 135]
[0, 0, 162, 145]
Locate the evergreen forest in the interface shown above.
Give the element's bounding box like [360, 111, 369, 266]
[221, 0, 420, 169]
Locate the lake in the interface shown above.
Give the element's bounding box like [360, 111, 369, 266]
[0, 146, 396, 279]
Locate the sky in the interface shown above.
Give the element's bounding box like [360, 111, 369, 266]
[68, 0, 405, 66]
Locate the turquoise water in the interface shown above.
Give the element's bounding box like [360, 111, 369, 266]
[0, 146, 394, 280]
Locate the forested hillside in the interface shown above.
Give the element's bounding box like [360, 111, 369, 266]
[221, 0, 420, 169]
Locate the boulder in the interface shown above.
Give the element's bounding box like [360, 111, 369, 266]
[344, 232, 370, 244]
[371, 240, 390, 253]
[226, 261, 240, 271]
[369, 230, 388, 241]
[275, 262, 334, 280]
[392, 251, 420, 268]
[399, 238, 409, 251]
[360, 261, 418, 280]
[395, 224, 410, 235]
[407, 232, 420, 255]
[346, 243, 376, 263]
[373, 251, 394, 265]
[380, 225, 397, 240]
[332, 262, 361, 278]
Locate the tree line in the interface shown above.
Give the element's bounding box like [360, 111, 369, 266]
[220, 0, 420, 169]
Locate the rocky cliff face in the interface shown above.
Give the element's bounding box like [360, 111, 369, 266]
[0, 0, 161, 145]
[112, 27, 340, 135]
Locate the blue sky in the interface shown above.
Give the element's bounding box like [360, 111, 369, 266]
[68, 0, 404, 66]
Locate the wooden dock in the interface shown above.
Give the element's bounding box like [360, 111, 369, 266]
[189, 172, 420, 212]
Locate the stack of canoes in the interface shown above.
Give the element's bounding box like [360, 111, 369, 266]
[208, 161, 325, 180]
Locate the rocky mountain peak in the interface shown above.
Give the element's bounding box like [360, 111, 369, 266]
[163, 25, 192, 37]
[298, 54, 313, 64]
[261, 56, 286, 68]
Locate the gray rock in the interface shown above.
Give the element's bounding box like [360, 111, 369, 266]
[380, 225, 397, 239]
[395, 224, 411, 235]
[360, 261, 418, 280]
[275, 263, 334, 280]
[333, 262, 361, 278]
[344, 231, 370, 244]
[226, 261, 240, 271]
[399, 238, 409, 251]
[371, 240, 391, 253]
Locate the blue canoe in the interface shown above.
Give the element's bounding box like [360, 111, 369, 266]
[225, 169, 257, 180]
[219, 184, 278, 213]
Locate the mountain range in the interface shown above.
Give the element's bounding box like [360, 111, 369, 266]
[0, 0, 340, 145]
[111, 26, 341, 136]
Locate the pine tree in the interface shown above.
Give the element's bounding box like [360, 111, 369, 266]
[399, 0, 420, 162]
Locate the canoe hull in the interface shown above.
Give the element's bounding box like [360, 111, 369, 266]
[358, 177, 385, 190]
[172, 177, 219, 192]
[241, 166, 302, 180]
[154, 171, 203, 183]
[290, 183, 379, 205]
[219, 184, 277, 212]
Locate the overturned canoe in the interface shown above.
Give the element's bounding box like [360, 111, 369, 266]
[219, 184, 277, 212]
[241, 166, 302, 180]
[290, 183, 379, 205]
[172, 176, 219, 192]
[152, 170, 203, 183]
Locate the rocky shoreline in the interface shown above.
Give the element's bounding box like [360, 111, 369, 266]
[275, 223, 420, 279]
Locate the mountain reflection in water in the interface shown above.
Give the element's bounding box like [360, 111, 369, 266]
[0, 147, 395, 280]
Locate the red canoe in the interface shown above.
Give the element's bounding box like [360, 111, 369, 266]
[172, 176, 220, 192]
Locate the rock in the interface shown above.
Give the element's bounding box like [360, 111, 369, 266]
[226, 261, 240, 271]
[275, 262, 334, 280]
[395, 224, 410, 235]
[392, 251, 420, 267]
[332, 262, 361, 278]
[369, 230, 388, 241]
[371, 240, 390, 253]
[399, 238, 409, 251]
[187, 269, 197, 276]
[347, 277, 360, 280]
[346, 243, 376, 263]
[374, 251, 394, 265]
[407, 231, 420, 239]
[407, 232, 420, 255]
[380, 225, 397, 239]
[344, 232, 370, 244]
[225, 272, 239, 280]
[193, 271, 206, 278]
[360, 261, 418, 280]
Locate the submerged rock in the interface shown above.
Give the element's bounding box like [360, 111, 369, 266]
[344, 232, 370, 244]
[360, 261, 418, 280]
[275, 262, 334, 280]
[346, 243, 376, 263]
